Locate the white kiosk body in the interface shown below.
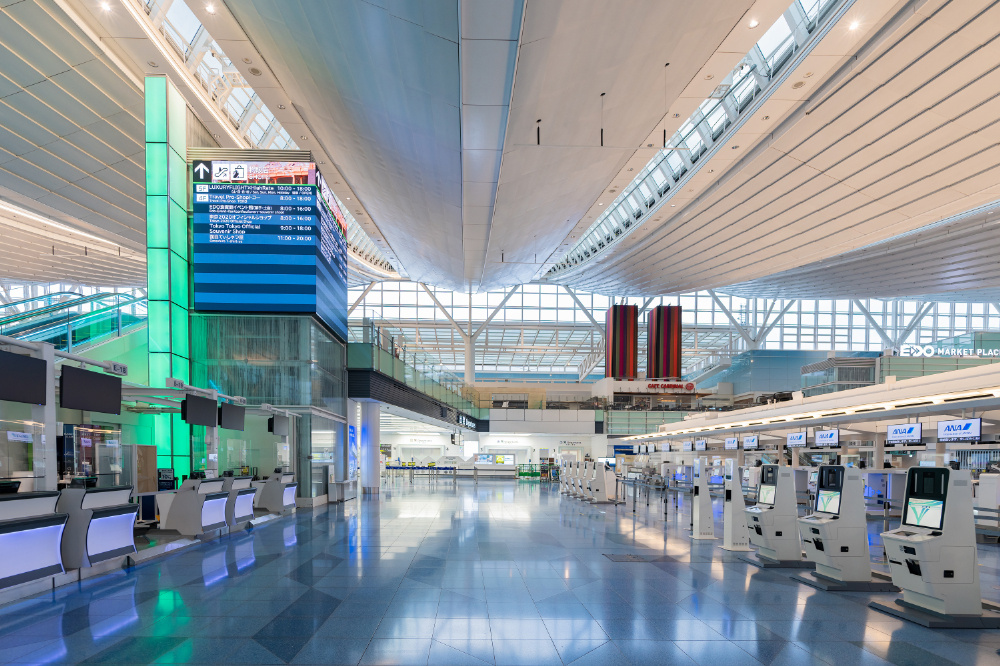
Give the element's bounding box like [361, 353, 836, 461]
[159, 477, 228, 537]
[567, 461, 580, 496]
[253, 470, 297, 514]
[57, 486, 137, 570]
[871, 467, 1000, 626]
[589, 462, 615, 504]
[721, 460, 751, 551]
[744, 465, 810, 566]
[222, 476, 256, 526]
[796, 466, 893, 590]
[691, 457, 716, 540]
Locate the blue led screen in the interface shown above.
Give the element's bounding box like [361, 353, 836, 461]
[192, 161, 348, 340]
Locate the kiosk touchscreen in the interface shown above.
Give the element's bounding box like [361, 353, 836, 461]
[871, 467, 1000, 626]
[691, 457, 716, 540]
[743, 465, 811, 567]
[795, 466, 893, 591]
[721, 459, 751, 551]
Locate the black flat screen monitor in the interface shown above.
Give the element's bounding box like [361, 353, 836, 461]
[269, 415, 289, 437]
[182, 394, 217, 427]
[902, 467, 947, 530]
[60, 365, 122, 414]
[0, 349, 47, 405]
[219, 403, 245, 431]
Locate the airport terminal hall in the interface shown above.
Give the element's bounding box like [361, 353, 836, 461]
[8, 1, 1000, 665]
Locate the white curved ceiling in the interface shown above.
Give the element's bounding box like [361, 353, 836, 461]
[722, 199, 1000, 301]
[220, 0, 759, 291]
[552, 0, 1000, 297]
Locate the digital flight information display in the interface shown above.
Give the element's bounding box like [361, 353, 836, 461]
[192, 161, 348, 340]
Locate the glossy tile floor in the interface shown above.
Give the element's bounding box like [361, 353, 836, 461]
[2, 480, 1000, 665]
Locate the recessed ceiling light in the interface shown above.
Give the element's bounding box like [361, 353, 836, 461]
[599, 203, 604, 206]
[671, 204, 676, 207]
[672, 113, 680, 118]
[704, 74, 714, 81]
[849, 21, 859, 30]
[206, 4, 216, 14]
[731, 145, 739, 149]
[628, 168, 633, 171]
[242, 57, 252, 65]
[300, 135, 307, 140]
[248, 67, 262, 76]
[101, 2, 111, 10]
[147, 60, 158, 68]
[748, 19, 759, 28]
[346, 198, 350, 200]
[277, 104, 286, 109]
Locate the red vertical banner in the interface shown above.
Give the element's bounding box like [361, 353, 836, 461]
[647, 305, 682, 379]
[605, 304, 638, 378]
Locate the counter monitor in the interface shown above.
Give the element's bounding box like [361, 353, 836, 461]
[0, 349, 47, 406]
[219, 403, 246, 431]
[60, 365, 122, 414]
[182, 394, 218, 427]
[758, 484, 776, 505]
[816, 489, 842, 515]
[901, 468, 948, 530]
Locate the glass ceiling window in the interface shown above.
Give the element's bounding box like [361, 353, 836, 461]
[548, 0, 841, 277]
[141, 0, 394, 271]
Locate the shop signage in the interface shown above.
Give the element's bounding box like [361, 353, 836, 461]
[458, 414, 476, 430]
[786, 431, 806, 448]
[645, 382, 696, 391]
[6, 431, 32, 443]
[900, 344, 1000, 358]
[886, 423, 922, 444]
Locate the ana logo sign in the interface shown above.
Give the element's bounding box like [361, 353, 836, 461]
[886, 423, 922, 444]
[786, 431, 806, 447]
[724, 437, 738, 450]
[681, 441, 693, 452]
[815, 429, 839, 447]
[743, 435, 759, 449]
[694, 439, 707, 451]
[937, 418, 981, 442]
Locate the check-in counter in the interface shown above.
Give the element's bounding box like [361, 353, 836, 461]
[253, 472, 297, 514]
[473, 464, 518, 479]
[56, 486, 137, 570]
[157, 478, 229, 536]
[0, 491, 68, 590]
[222, 476, 256, 526]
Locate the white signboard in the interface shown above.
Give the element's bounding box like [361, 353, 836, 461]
[724, 437, 738, 450]
[681, 441, 693, 452]
[694, 439, 707, 451]
[814, 429, 840, 447]
[786, 431, 806, 448]
[743, 435, 759, 450]
[6, 431, 33, 443]
[886, 423, 922, 444]
[937, 418, 981, 442]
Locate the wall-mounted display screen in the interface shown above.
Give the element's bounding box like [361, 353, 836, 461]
[269, 415, 289, 437]
[758, 484, 776, 505]
[886, 422, 922, 444]
[786, 431, 806, 448]
[59, 365, 121, 414]
[814, 429, 839, 447]
[182, 394, 218, 427]
[219, 403, 245, 431]
[903, 498, 944, 529]
[695, 439, 707, 451]
[936, 418, 981, 442]
[724, 437, 738, 450]
[0, 349, 47, 405]
[191, 161, 347, 341]
[816, 489, 841, 514]
[743, 435, 759, 450]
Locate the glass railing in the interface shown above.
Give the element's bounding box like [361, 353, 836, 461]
[0, 293, 147, 353]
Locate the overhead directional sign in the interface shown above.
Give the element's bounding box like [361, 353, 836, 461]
[193, 160, 211, 182]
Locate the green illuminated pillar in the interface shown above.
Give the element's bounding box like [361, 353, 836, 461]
[145, 74, 191, 479]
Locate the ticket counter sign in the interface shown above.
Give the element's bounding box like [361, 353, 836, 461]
[743, 435, 759, 450]
[937, 418, 981, 442]
[786, 431, 806, 448]
[814, 429, 839, 447]
[886, 423, 922, 444]
[724, 437, 738, 450]
[681, 441, 693, 452]
[694, 440, 707, 451]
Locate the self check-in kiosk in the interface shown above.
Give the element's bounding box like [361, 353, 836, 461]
[743, 465, 812, 568]
[870, 467, 1000, 627]
[56, 485, 137, 570]
[691, 457, 716, 540]
[221, 474, 256, 526]
[253, 469, 297, 514]
[588, 461, 616, 504]
[721, 460, 751, 552]
[0, 491, 68, 590]
[158, 475, 229, 537]
[793, 466, 895, 591]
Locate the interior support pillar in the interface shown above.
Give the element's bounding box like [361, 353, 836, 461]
[360, 401, 381, 495]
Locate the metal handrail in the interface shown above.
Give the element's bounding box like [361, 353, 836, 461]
[0, 291, 85, 312]
[0, 293, 144, 328]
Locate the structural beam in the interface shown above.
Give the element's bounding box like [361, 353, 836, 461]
[347, 281, 376, 317]
[853, 299, 894, 349]
[708, 290, 754, 347]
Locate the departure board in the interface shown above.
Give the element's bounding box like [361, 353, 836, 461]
[192, 161, 348, 340]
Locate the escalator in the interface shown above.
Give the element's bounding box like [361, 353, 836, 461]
[0, 292, 148, 353]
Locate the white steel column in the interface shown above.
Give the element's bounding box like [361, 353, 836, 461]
[360, 401, 381, 495]
[31, 342, 57, 491]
